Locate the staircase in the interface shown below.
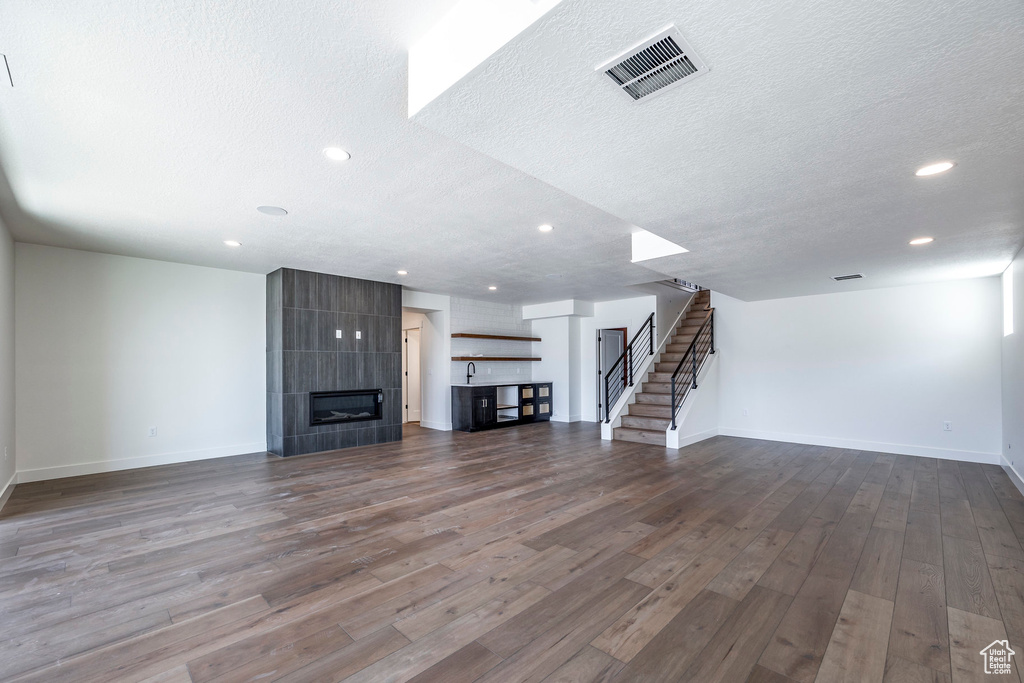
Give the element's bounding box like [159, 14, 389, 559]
[614, 290, 712, 446]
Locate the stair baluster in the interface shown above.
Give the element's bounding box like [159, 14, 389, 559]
[603, 312, 655, 422]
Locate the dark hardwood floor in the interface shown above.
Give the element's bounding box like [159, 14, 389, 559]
[1, 423, 1023, 682]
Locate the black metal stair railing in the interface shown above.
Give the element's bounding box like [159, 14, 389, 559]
[603, 313, 655, 423]
[670, 308, 715, 429]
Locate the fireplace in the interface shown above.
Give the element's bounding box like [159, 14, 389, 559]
[309, 389, 383, 426]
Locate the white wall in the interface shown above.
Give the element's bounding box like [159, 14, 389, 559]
[531, 317, 582, 421]
[450, 296, 533, 384]
[567, 316, 581, 420]
[628, 282, 696, 348]
[15, 245, 266, 481]
[1002, 250, 1024, 486]
[716, 278, 1004, 463]
[654, 286, 694, 347]
[579, 295, 657, 423]
[0, 216, 14, 507]
[522, 299, 593, 319]
[402, 290, 452, 431]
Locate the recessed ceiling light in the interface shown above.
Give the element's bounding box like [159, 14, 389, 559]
[224, 240, 241, 247]
[915, 161, 954, 176]
[538, 224, 553, 233]
[256, 206, 288, 216]
[323, 147, 351, 162]
[488, 286, 497, 291]
[397, 270, 408, 275]
[909, 237, 935, 245]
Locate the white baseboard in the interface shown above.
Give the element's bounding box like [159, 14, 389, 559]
[552, 414, 583, 423]
[672, 428, 720, 450]
[15, 442, 268, 484]
[719, 427, 1000, 464]
[1002, 456, 1024, 497]
[418, 420, 452, 432]
[0, 471, 16, 512]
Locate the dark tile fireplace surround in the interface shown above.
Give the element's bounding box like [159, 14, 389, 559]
[267, 268, 402, 457]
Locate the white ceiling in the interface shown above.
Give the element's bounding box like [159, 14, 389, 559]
[415, 0, 1024, 300]
[0, 0, 1022, 302]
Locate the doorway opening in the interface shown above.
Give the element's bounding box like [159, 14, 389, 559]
[403, 327, 422, 423]
[597, 327, 627, 421]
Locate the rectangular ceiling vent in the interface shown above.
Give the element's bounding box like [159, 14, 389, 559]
[597, 26, 708, 103]
[831, 273, 864, 281]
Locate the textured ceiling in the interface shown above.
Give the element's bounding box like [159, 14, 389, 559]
[0, 0, 1022, 303]
[414, 0, 1024, 299]
[0, 0, 663, 303]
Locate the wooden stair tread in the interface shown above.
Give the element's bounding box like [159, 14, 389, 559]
[621, 415, 672, 430]
[612, 297, 713, 446]
[628, 404, 673, 418]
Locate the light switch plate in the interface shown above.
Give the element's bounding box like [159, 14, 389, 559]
[356, 331, 362, 339]
[335, 330, 342, 339]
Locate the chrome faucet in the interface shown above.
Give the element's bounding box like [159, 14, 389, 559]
[467, 362, 476, 384]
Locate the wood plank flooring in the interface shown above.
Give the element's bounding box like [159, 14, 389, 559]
[1, 423, 1023, 682]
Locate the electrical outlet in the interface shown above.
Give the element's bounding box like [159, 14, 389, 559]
[149, 427, 158, 437]
[335, 330, 342, 339]
[943, 421, 952, 432]
[742, 409, 749, 416]
[355, 331, 361, 340]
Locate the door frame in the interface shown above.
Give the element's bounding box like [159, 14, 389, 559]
[596, 327, 628, 421]
[403, 327, 422, 423]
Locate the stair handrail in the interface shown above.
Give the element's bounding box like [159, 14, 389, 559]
[669, 306, 715, 429]
[603, 312, 655, 423]
[661, 279, 706, 293]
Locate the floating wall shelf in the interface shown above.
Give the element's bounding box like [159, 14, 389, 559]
[451, 356, 542, 362]
[451, 333, 541, 342]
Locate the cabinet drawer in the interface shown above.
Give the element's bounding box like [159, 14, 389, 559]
[521, 386, 534, 400]
[522, 404, 534, 417]
[538, 386, 549, 398]
[538, 402, 550, 415]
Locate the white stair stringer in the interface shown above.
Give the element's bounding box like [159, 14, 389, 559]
[665, 350, 720, 449]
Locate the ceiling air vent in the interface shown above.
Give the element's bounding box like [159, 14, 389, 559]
[831, 273, 864, 281]
[597, 26, 708, 102]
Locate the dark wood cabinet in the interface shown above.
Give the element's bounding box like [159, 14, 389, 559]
[452, 382, 553, 432]
[520, 383, 552, 423]
[471, 388, 497, 427]
[453, 386, 498, 432]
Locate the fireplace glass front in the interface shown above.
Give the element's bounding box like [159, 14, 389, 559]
[309, 389, 383, 426]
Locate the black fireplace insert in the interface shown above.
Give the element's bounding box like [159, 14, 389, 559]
[309, 389, 383, 426]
